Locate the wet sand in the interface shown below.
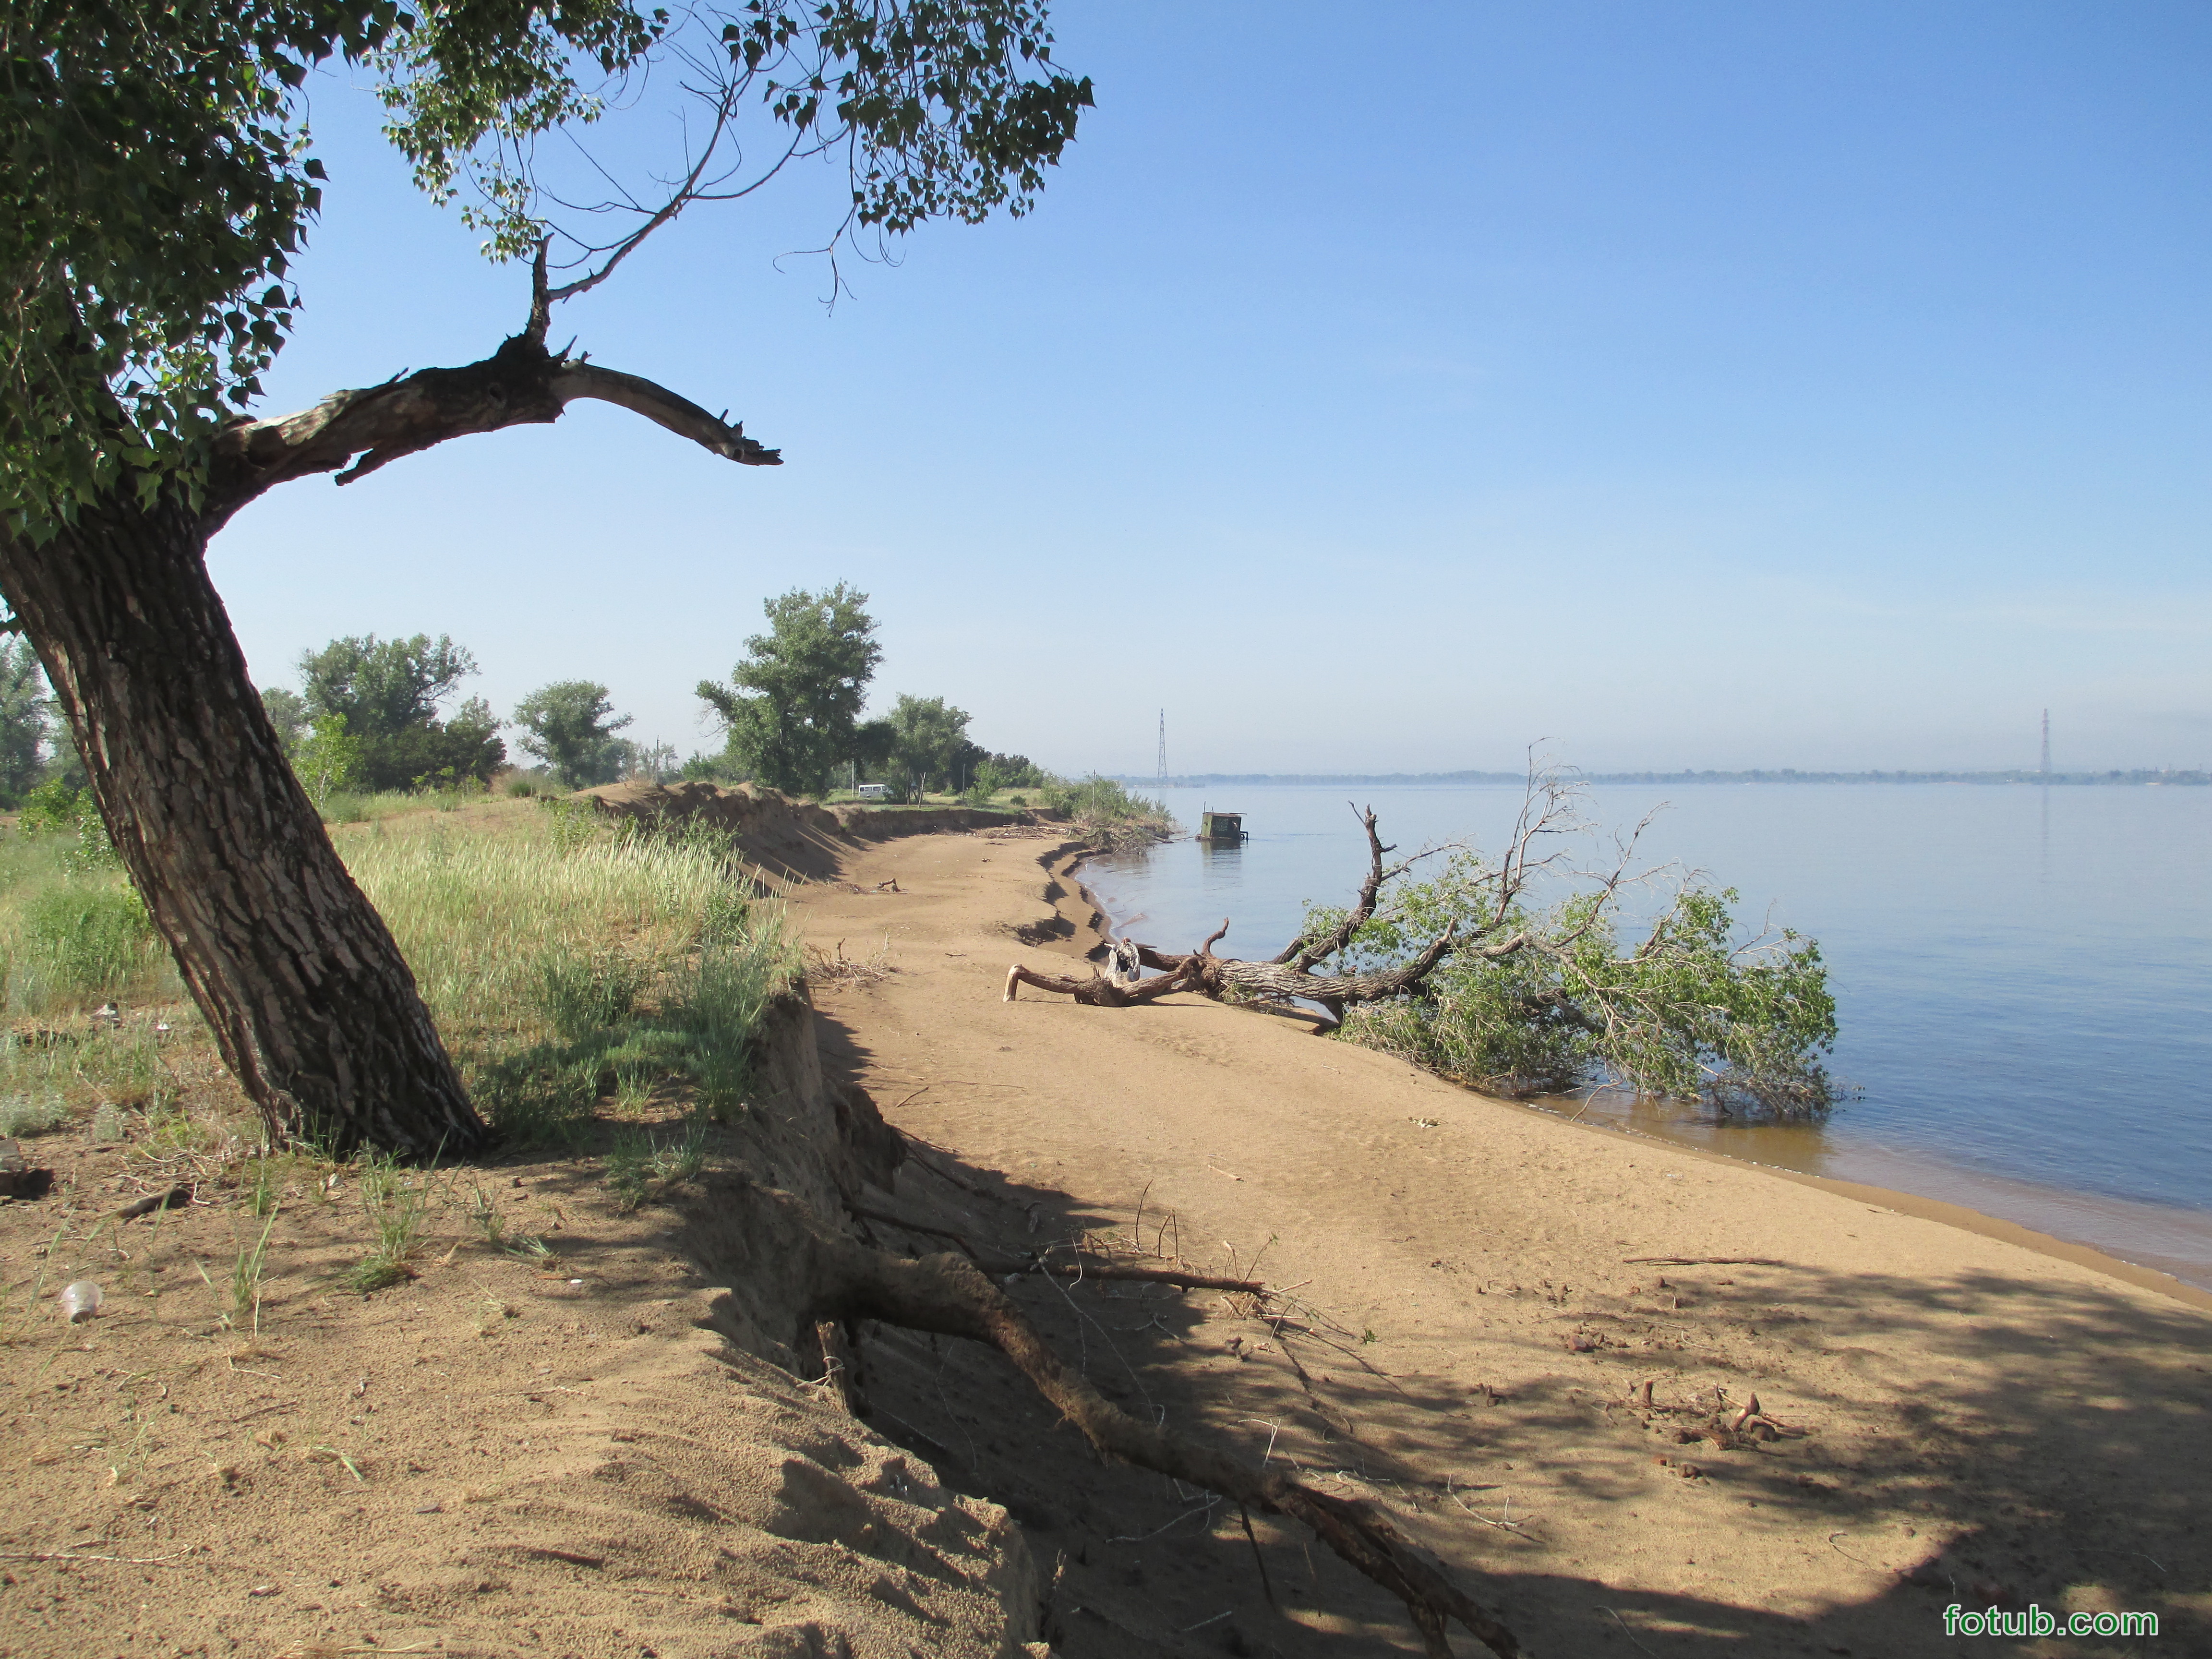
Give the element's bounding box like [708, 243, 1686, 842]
[1516, 1094, 2212, 1301]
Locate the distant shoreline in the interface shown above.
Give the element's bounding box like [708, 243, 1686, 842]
[1114, 768, 2210, 788]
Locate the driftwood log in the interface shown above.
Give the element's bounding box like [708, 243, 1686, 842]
[1002, 799, 1587, 1025]
[1004, 934, 1201, 1007]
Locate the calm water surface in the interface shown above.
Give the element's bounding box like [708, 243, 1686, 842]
[1080, 784, 2212, 1289]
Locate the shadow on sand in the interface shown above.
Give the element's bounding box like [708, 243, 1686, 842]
[802, 1006, 2202, 1658]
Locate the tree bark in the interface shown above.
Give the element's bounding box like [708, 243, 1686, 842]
[0, 494, 485, 1156]
[0, 298, 779, 1155]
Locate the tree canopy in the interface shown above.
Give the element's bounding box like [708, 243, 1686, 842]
[882, 692, 972, 796]
[2, 0, 1091, 541]
[259, 686, 311, 756]
[698, 584, 881, 796]
[513, 679, 633, 788]
[0, 0, 1091, 1160]
[297, 633, 505, 790]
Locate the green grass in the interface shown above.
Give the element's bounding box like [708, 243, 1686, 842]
[342, 806, 798, 1145]
[316, 789, 443, 826]
[0, 792, 796, 1159]
[229, 1207, 280, 1331]
[1, 875, 169, 1014]
[605, 1121, 709, 1211]
[344, 1150, 439, 1293]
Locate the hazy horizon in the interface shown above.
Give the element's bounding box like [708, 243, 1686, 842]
[213, 2, 2210, 778]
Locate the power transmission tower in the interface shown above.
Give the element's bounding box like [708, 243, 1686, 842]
[2040, 709, 2051, 777]
[1157, 709, 1167, 781]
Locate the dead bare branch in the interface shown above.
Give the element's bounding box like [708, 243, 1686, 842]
[207, 325, 776, 526]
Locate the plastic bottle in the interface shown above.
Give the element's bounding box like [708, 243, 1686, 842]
[59, 1280, 102, 1322]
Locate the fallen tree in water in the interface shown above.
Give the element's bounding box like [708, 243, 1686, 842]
[1006, 764, 1842, 1118]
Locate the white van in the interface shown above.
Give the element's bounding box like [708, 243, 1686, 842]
[855, 783, 890, 801]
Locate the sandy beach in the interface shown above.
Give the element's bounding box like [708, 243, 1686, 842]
[788, 824, 2211, 1656]
[2, 807, 2203, 1659]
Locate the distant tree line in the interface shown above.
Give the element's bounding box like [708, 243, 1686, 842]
[204, 584, 1042, 813]
[0, 589, 1038, 822]
[249, 636, 664, 803]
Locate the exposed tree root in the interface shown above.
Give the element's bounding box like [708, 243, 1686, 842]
[849, 1201, 1266, 1293]
[794, 1215, 1521, 1657]
[1021, 1260, 1266, 1294]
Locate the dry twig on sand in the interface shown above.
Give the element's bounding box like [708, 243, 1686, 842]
[805, 938, 894, 984]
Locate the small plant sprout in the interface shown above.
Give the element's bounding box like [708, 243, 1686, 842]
[345, 1151, 439, 1293]
[232, 1208, 279, 1335]
[467, 1182, 506, 1247]
[604, 1121, 709, 1212]
[473, 1290, 517, 1335]
[247, 1155, 280, 1217]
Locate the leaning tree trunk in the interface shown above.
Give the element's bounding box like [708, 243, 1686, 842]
[0, 282, 778, 1157]
[0, 494, 485, 1156]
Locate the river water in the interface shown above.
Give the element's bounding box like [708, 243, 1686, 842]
[1079, 782, 2212, 1291]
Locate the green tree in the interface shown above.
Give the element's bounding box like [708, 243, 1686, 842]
[514, 680, 633, 788]
[697, 585, 881, 797]
[885, 694, 972, 797]
[368, 696, 506, 790]
[299, 634, 474, 738]
[0, 639, 51, 804]
[1278, 786, 1842, 1117]
[295, 713, 366, 808]
[983, 751, 1046, 789]
[260, 686, 310, 757]
[1, 0, 1089, 1154]
[297, 635, 505, 790]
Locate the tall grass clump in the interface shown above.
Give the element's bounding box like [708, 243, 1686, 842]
[1040, 773, 1175, 850]
[0, 821, 172, 1015]
[341, 809, 798, 1143]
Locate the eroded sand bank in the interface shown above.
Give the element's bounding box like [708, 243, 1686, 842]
[790, 825, 2210, 1656]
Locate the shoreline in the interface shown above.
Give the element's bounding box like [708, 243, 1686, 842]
[788, 825, 2212, 1652]
[1075, 848, 2212, 1313]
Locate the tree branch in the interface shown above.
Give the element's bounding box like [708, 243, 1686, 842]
[1273, 803, 1402, 969]
[206, 332, 778, 528]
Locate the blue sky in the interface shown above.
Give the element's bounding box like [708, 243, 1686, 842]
[218, 1, 2212, 774]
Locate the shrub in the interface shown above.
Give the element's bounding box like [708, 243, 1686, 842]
[1039, 773, 1175, 849]
[16, 780, 80, 836]
[0, 1091, 66, 1135]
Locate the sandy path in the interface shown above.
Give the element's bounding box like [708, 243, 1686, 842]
[789, 828, 2210, 1657]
